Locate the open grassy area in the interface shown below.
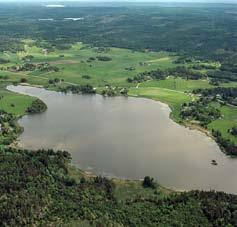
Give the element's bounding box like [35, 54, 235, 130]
[129, 87, 191, 121]
[140, 77, 237, 92]
[209, 105, 237, 145]
[1, 41, 177, 88]
[114, 178, 172, 202]
[140, 77, 214, 91]
[0, 82, 34, 116]
[0, 70, 48, 87]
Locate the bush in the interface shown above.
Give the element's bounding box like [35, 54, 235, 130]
[143, 176, 156, 188]
[230, 127, 237, 137]
[82, 75, 91, 79]
[59, 84, 96, 94]
[20, 78, 27, 83]
[27, 99, 47, 114]
[96, 56, 112, 61]
[0, 58, 10, 64]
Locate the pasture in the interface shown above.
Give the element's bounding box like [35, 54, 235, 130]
[129, 87, 191, 121]
[209, 105, 237, 145]
[1, 41, 176, 87]
[0, 82, 34, 115]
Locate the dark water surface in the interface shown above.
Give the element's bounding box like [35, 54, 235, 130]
[8, 85, 237, 193]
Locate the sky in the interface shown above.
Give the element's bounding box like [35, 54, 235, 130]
[0, 0, 236, 3]
[63, 0, 236, 1]
[0, 0, 236, 2]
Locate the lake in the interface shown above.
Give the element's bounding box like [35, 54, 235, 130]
[8, 85, 237, 194]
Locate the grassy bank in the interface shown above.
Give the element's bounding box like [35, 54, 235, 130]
[209, 105, 237, 145]
[0, 82, 34, 116]
[129, 87, 191, 122]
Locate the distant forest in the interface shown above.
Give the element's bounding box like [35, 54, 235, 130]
[0, 3, 237, 64]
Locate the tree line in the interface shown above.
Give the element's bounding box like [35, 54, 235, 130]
[193, 87, 237, 106]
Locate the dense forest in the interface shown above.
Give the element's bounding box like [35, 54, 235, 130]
[0, 110, 21, 145]
[0, 3, 236, 62]
[1, 147, 237, 226]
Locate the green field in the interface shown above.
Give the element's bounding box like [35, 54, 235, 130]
[0, 82, 34, 116]
[140, 77, 214, 91]
[140, 77, 237, 92]
[0, 41, 178, 114]
[209, 105, 237, 144]
[129, 87, 191, 121]
[1, 41, 176, 87]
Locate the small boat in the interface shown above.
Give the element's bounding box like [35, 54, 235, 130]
[211, 160, 218, 166]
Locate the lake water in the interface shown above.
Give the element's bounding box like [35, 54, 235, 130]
[8, 85, 237, 194]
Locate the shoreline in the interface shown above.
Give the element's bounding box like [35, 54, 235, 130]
[129, 93, 226, 154]
[6, 83, 236, 194]
[69, 163, 184, 194]
[5, 84, 193, 194]
[6, 83, 229, 155]
[129, 91, 237, 157]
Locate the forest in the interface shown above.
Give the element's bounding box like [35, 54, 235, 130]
[0, 3, 236, 64]
[1, 147, 237, 226]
